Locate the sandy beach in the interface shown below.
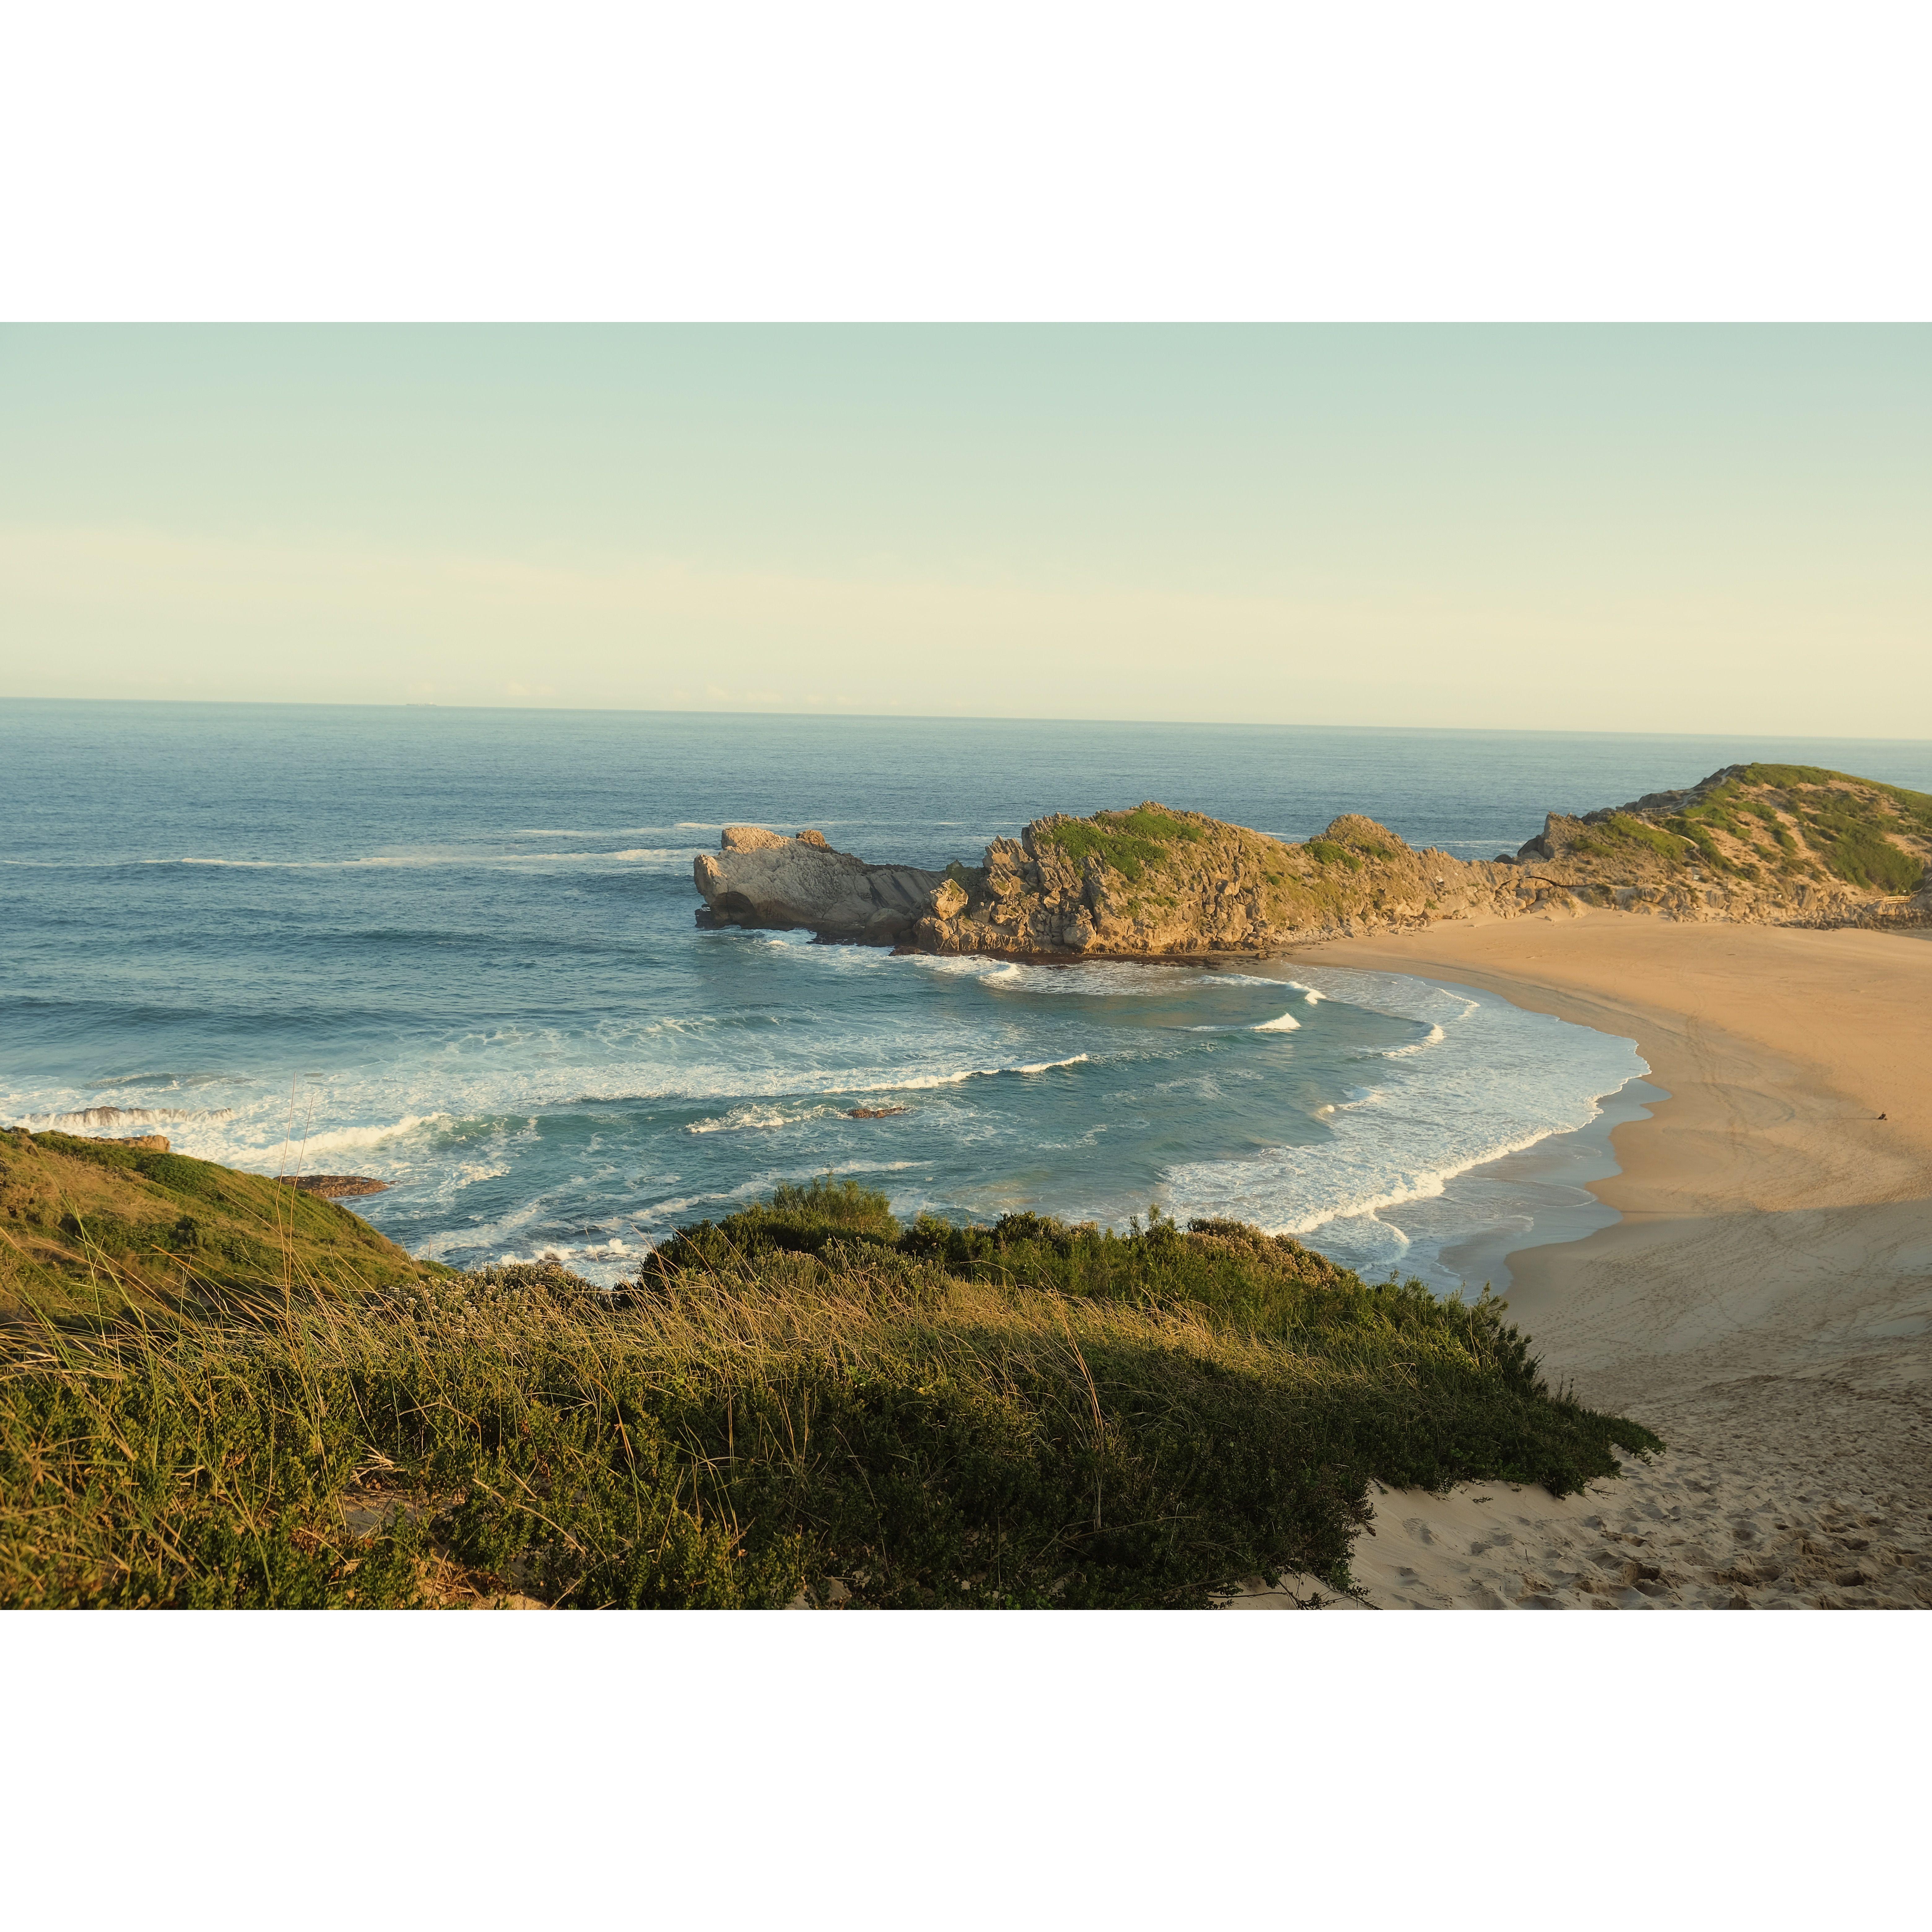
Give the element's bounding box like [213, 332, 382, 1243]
[1235, 909, 1932, 1610]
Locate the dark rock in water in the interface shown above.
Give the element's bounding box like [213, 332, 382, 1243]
[281, 1174, 390, 1199]
[847, 1106, 908, 1119]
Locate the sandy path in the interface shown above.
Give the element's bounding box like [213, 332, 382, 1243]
[1231, 910, 1932, 1611]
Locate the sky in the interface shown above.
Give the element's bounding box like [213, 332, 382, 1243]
[2, 325, 1927, 735]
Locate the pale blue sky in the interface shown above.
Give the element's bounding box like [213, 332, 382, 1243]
[2, 326, 1926, 733]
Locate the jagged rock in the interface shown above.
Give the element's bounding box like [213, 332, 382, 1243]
[689, 767, 1931, 959]
[281, 1174, 390, 1198]
[693, 828, 949, 944]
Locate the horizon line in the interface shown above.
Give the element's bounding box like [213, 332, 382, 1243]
[3, 692, 1931, 748]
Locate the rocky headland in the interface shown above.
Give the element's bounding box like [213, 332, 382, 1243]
[691, 764, 1932, 959]
[693, 825, 948, 945]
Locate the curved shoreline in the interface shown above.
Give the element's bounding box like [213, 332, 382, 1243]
[1427, 1069, 1668, 1298]
[1237, 908, 1932, 1609]
[1197, 958, 1651, 1290]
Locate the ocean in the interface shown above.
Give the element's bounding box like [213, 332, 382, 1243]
[7, 701, 1930, 1292]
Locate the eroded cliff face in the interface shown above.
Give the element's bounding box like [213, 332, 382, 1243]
[910, 806, 1518, 956]
[694, 807, 1538, 956]
[690, 768, 1932, 960]
[692, 826, 947, 945]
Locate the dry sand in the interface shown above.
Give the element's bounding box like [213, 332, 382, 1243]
[1231, 910, 1932, 1611]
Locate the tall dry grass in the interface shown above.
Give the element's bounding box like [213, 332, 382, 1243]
[1, 1145, 1661, 1609]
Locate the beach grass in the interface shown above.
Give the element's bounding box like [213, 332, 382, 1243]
[1, 1147, 1660, 1610]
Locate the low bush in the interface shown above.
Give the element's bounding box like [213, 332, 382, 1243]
[1041, 807, 1206, 882]
[2, 1160, 1661, 1610]
[1305, 838, 1361, 872]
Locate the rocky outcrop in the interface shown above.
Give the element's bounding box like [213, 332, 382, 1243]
[912, 805, 1521, 957]
[1503, 764, 1932, 929]
[693, 826, 950, 945]
[689, 767, 1931, 961]
[281, 1174, 390, 1199]
[694, 805, 1534, 957]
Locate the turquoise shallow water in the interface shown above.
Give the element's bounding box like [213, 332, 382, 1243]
[6, 702, 1929, 1289]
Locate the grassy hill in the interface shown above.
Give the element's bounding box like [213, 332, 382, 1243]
[1, 1150, 1659, 1610]
[919, 766, 1931, 962]
[1541, 764, 1932, 901]
[1, 1129, 446, 1326]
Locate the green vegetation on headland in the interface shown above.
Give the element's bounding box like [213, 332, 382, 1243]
[1595, 766, 1929, 896]
[1036, 804, 1206, 882]
[2, 1138, 1659, 1609]
[1723, 765, 1932, 894]
[695, 764, 1930, 962]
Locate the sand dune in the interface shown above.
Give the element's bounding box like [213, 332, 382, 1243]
[1235, 910, 1932, 1610]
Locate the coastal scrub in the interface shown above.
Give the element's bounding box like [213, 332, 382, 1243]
[1, 1148, 1660, 1610]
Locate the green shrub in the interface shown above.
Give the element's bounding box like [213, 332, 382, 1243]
[1306, 839, 1361, 872]
[1040, 807, 1206, 882]
[2, 1174, 1662, 1610]
[1601, 813, 1691, 862]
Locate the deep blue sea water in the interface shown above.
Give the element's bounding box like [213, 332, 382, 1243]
[7, 702, 1929, 1290]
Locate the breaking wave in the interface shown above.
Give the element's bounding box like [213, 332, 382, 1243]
[1164, 967, 1646, 1283]
[843, 1053, 1091, 1093]
[27, 1104, 236, 1128]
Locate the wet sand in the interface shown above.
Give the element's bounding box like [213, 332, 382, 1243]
[1234, 909, 1932, 1610]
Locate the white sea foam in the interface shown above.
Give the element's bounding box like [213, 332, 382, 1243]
[143, 847, 698, 872]
[23, 1104, 237, 1128]
[1377, 1023, 1447, 1058]
[1187, 1009, 1302, 1034]
[286, 1114, 449, 1159]
[1164, 973, 1646, 1284]
[46, 1034, 1103, 1185]
[413, 1192, 557, 1260]
[911, 954, 1200, 998]
[843, 1053, 1091, 1093]
[685, 1103, 847, 1135]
